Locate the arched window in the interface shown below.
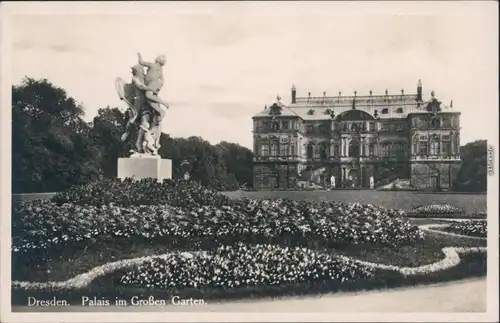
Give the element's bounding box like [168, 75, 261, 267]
[348, 140, 360, 157]
[290, 141, 296, 156]
[306, 143, 314, 159]
[430, 136, 440, 155]
[334, 144, 340, 157]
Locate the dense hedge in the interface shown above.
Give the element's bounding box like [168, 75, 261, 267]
[120, 244, 373, 289]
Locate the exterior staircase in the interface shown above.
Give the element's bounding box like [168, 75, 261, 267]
[377, 178, 412, 190]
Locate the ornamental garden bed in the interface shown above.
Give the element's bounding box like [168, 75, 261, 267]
[408, 205, 486, 219]
[436, 220, 487, 238]
[11, 179, 488, 305]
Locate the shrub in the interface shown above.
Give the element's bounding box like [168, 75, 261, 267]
[412, 204, 464, 215]
[119, 243, 373, 289]
[445, 220, 487, 238]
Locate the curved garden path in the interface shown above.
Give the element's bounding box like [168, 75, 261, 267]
[11, 223, 488, 313]
[12, 224, 486, 291]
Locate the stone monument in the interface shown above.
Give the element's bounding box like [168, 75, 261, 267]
[369, 176, 375, 189]
[330, 175, 336, 188]
[115, 53, 172, 182]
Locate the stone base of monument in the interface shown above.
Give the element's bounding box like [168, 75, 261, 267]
[117, 156, 172, 182]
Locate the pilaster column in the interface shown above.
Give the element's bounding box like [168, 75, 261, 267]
[450, 133, 455, 155]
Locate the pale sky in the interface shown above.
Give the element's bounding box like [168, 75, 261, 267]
[5, 1, 498, 150]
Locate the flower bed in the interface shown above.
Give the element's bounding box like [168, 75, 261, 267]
[119, 244, 373, 289]
[51, 178, 231, 208]
[412, 204, 465, 215]
[441, 220, 487, 238]
[12, 196, 423, 262]
[408, 204, 473, 218]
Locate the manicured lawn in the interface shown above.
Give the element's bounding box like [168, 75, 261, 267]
[12, 190, 487, 214]
[225, 190, 486, 214]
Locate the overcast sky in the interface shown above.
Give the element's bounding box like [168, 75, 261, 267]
[6, 1, 498, 149]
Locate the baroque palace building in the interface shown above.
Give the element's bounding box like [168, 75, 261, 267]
[252, 80, 462, 190]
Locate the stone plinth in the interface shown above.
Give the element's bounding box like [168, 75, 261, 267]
[117, 156, 172, 182]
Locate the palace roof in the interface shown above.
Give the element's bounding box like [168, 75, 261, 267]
[253, 91, 456, 120]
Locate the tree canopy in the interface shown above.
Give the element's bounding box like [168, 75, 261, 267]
[12, 77, 486, 193]
[12, 78, 253, 193]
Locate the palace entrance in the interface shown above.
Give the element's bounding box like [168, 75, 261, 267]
[348, 169, 359, 187]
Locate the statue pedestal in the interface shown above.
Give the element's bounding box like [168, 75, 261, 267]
[117, 156, 172, 182]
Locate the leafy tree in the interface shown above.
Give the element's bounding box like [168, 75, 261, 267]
[91, 106, 128, 178]
[12, 78, 101, 193]
[215, 141, 253, 187]
[454, 140, 487, 192]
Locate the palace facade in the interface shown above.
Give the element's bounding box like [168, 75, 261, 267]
[252, 81, 462, 190]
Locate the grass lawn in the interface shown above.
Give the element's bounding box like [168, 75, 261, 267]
[225, 190, 486, 214]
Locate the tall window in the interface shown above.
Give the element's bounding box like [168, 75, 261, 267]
[334, 145, 340, 157]
[270, 140, 278, 156]
[261, 143, 269, 157]
[280, 143, 289, 156]
[313, 145, 320, 158]
[419, 141, 428, 156]
[320, 143, 328, 160]
[430, 137, 440, 155]
[307, 144, 314, 159]
[394, 142, 404, 158]
[381, 143, 390, 157]
[369, 142, 375, 156]
[348, 140, 360, 157]
[290, 142, 296, 156]
[413, 136, 419, 156]
[442, 141, 451, 155]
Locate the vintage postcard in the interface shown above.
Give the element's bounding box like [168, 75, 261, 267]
[1, 1, 498, 322]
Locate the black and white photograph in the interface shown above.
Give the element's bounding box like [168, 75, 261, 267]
[1, 1, 498, 322]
